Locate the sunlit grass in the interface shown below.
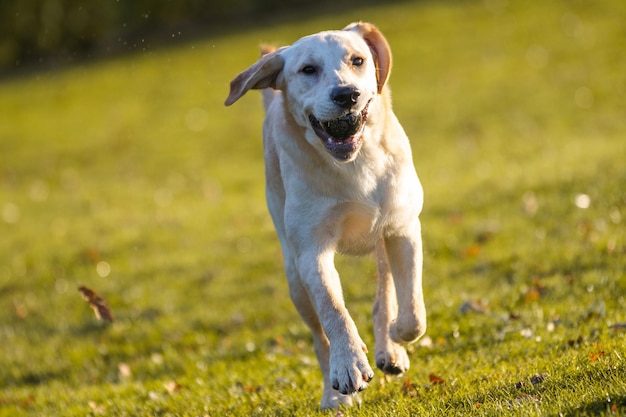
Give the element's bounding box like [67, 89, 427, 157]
[0, 0, 625, 415]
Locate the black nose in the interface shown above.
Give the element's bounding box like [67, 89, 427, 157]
[332, 87, 360, 109]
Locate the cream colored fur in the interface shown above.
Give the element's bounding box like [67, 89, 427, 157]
[225, 22, 426, 410]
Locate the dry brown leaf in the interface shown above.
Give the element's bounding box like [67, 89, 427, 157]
[589, 345, 606, 362]
[2, 394, 35, 408]
[462, 244, 481, 258]
[78, 286, 114, 321]
[236, 381, 263, 393]
[523, 287, 541, 303]
[429, 373, 445, 385]
[82, 247, 101, 263]
[401, 378, 418, 397]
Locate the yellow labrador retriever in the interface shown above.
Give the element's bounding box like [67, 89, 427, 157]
[225, 22, 426, 409]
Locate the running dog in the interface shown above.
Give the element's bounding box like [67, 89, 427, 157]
[225, 22, 426, 409]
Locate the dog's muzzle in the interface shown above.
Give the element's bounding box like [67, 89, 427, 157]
[309, 100, 371, 161]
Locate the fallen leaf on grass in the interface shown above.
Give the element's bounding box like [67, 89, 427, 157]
[82, 247, 101, 263]
[589, 345, 606, 362]
[401, 378, 419, 397]
[462, 243, 481, 258]
[235, 382, 263, 393]
[78, 286, 113, 321]
[0, 394, 35, 408]
[522, 279, 546, 303]
[429, 373, 445, 385]
[523, 287, 541, 303]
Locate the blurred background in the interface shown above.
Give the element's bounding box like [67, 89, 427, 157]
[0, 0, 393, 75]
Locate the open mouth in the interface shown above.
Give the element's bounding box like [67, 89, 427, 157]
[309, 100, 371, 161]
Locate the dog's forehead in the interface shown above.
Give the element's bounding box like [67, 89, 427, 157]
[285, 30, 369, 64]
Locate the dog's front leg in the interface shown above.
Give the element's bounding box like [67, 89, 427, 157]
[297, 248, 375, 398]
[385, 221, 427, 345]
[282, 257, 359, 409]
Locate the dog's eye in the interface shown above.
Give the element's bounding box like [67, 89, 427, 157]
[301, 65, 317, 75]
[352, 57, 364, 67]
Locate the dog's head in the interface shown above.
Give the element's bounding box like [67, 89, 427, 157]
[225, 22, 392, 162]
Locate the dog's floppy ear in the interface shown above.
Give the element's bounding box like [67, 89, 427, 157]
[344, 22, 392, 94]
[225, 47, 286, 106]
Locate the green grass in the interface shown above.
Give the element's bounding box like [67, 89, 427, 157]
[1, 0, 625, 415]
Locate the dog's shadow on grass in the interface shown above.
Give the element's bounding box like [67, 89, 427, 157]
[571, 395, 626, 415]
[70, 306, 162, 336]
[70, 320, 114, 336]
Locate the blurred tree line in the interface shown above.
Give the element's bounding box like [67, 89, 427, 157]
[0, 0, 382, 74]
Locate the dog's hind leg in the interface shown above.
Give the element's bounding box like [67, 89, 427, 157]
[385, 221, 427, 345]
[372, 239, 410, 375]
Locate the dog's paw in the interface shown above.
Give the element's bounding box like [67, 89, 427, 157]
[375, 343, 409, 375]
[390, 313, 426, 344]
[329, 345, 374, 395]
[321, 389, 361, 410]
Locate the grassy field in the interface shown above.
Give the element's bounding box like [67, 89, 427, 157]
[1, 0, 625, 415]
